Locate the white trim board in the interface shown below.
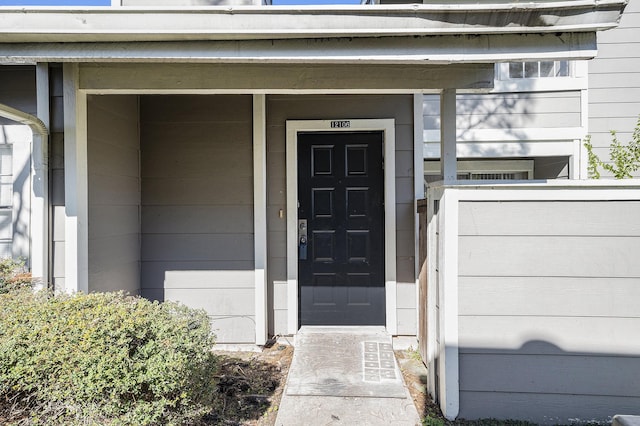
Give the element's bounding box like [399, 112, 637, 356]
[424, 140, 577, 159]
[253, 94, 268, 346]
[63, 64, 89, 294]
[285, 119, 396, 335]
[424, 127, 585, 144]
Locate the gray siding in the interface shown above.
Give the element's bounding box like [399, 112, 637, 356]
[88, 95, 141, 294]
[265, 94, 416, 336]
[456, 200, 640, 424]
[140, 95, 255, 344]
[0, 66, 36, 125]
[423, 91, 581, 138]
[50, 65, 65, 291]
[588, 0, 640, 171]
[0, 66, 36, 262]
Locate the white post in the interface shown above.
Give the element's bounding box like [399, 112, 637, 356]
[31, 63, 50, 287]
[413, 93, 424, 338]
[579, 85, 589, 179]
[439, 189, 460, 420]
[440, 89, 457, 183]
[63, 64, 89, 294]
[253, 94, 268, 346]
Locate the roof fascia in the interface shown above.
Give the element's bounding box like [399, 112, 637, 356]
[0, 0, 627, 43]
[0, 33, 597, 65]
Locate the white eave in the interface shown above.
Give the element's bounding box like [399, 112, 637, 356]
[0, 0, 628, 43]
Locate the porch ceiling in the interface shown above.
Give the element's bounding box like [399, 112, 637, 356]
[0, 0, 627, 44]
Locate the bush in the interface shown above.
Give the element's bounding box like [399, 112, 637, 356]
[0, 290, 218, 425]
[584, 116, 640, 179]
[0, 258, 33, 294]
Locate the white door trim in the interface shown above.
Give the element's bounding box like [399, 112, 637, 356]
[285, 119, 396, 335]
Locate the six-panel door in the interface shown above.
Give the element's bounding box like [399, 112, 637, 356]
[298, 131, 385, 325]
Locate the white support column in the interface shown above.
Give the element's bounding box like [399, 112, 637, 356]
[440, 89, 457, 183]
[413, 93, 424, 337]
[578, 85, 590, 179]
[31, 63, 50, 287]
[63, 64, 88, 294]
[439, 189, 460, 420]
[253, 94, 268, 346]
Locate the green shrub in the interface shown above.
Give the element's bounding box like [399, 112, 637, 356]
[584, 116, 640, 179]
[0, 258, 33, 294]
[0, 290, 218, 425]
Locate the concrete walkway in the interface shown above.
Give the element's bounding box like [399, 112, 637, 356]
[275, 326, 421, 426]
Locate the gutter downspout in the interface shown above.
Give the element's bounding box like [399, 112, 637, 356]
[0, 101, 50, 288]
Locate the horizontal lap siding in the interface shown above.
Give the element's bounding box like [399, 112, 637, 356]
[423, 91, 581, 137]
[0, 66, 36, 125]
[140, 95, 255, 344]
[88, 95, 141, 295]
[266, 94, 415, 335]
[588, 0, 640, 176]
[50, 66, 65, 290]
[457, 200, 640, 424]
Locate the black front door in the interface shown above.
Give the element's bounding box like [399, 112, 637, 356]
[298, 131, 385, 326]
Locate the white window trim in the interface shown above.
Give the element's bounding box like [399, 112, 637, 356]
[285, 119, 396, 335]
[492, 61, 588, 93]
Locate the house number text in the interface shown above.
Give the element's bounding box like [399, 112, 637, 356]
[331, 120, 351, 128]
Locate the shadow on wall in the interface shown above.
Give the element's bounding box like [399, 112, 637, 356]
[0, 124, 31, 261]
[423, 91, 536, 158]
[431, 339, 640, 425]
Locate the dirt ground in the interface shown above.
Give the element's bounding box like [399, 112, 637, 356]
[211, 344, 293, 426]
[212, 345, 436, 426]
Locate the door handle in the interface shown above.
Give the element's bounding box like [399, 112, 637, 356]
[298, 219, 308, 260]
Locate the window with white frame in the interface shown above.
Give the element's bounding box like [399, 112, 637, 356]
[423, 159, 534, 190]
[493, 60, 585, 92]
[0, 145, 12, 257]
[507, 61, 570, 79]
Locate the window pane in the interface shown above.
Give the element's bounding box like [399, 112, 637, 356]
[509, 62, 524, 78]
[556, 60, 569, 77]
[524, 62, 539, 78]
[539, 61, 554, 77]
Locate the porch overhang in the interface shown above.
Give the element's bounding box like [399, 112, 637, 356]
[0, 1, 626, 43]
[0, 33, 598, 65]
[0, 0, 627, 65]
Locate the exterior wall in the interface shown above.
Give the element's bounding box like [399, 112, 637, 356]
[424, 92, 581, 136]
[0, 66, 35, 262]
[457, 199, 640, 423]
[87, 95, 140, 294]
[139, 95, 255, 344]
[0, 66, 36, 122]
[423, 91, 582, 158]
[588, 0, 640, 175]
[266, 94, 416, 336]
[426, 182, 640, 423]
